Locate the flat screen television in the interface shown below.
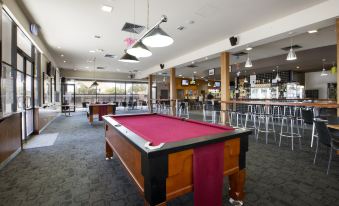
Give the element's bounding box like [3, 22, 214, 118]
[181, 79, 189, 86]
[190, 80, 196, 85]
[214, 81, 221, 87]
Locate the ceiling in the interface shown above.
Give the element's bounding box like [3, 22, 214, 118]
[17, 0, 327, 74]
[170, 25, 337, 79]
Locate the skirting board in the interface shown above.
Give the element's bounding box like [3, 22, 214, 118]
[0, 148, 21, 170]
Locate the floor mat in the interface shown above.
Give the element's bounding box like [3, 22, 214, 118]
[23, 133, 59, 149]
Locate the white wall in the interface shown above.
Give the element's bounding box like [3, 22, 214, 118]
[60, 69, 147, 82]
[305, 71, 337, 99]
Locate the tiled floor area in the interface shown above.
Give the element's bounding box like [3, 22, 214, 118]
[0, 111, 338, 206]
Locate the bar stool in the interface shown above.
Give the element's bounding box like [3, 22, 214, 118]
[178, 102, 189, 118]
[256, 113, 276, 144]
[279, 115, 302, 150]
[242, 105, 257, 132]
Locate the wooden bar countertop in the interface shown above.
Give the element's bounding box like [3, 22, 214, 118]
[221, 100, 339, 108]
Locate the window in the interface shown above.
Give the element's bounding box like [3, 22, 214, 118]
[17, 28, 32, 57]
[1, 64, 14, 115]
[17, 54, 24, 72]
[16, 71, 24, 111]
[26, 61, 33, 108]
[43, 73, 50, 104]
[2, 12, 12, 64]
[116, 82, 126, 103]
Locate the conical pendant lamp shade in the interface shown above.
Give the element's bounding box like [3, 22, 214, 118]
[286, 48, 297, 61]
[245, 56, 253, 68]
[91, 80, 99, 87]
[119, 52, 140, 63]
[142, 26, 174, 47]
[127, 41, 152, 58]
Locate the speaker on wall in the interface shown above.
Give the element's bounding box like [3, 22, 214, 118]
[229, 36, 238, 46]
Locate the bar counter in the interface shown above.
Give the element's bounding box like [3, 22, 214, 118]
[222, 100, 339, 108]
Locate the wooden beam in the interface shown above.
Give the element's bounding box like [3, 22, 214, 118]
[220, 52, 230, 123]
[336, 18, 339, 116]
[169, 68, 177, 116]
[148, 75, 153, 113]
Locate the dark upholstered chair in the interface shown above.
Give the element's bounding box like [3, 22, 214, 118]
[313, 119, 339, 175]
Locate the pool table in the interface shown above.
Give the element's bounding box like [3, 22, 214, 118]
[88, 104, 116, 124]
[103, 113, 251, 206]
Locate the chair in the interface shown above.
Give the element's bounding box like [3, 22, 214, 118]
[301, 109, 314, 137]
[313, 120, 339, 174]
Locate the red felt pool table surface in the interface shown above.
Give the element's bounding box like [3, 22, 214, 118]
[112, 113, 234, 146]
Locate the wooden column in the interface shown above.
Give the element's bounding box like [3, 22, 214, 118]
[169, 68, 177, 116]
[336, 18, 339, 116]
[220, 52, 230, 124]
[148, 75, 153, 113]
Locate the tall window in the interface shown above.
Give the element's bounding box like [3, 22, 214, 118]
[2, 12, 12, 65]
[16, 54, 25, 111]
[1, 64, 14, 114]
[26, 61, 33, 108]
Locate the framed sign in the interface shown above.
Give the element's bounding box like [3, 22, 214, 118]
[209, 68, 215, 76]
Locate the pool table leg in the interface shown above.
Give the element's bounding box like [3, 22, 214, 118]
[89, 115, 93, 124]
[228, 169, 246, 204]
[144, 200, 166, 206]
[105, 141, 113, 160]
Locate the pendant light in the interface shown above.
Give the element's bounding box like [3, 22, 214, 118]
[142, 26, 173, 47]
[126, 0, 152, 58]
[142, 0, 173, 47]
[91, 58, 99, 87]
[320, 59, 328, 76]
[244, 70, 248, 83]
[119, 51, 140, 63]
[286, 38, 297, 61]
[127, 41, 152, 57]
[245, 53, 253, 68]
[275, 66, 281, 82]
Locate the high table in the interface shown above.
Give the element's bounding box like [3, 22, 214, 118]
[103, 113, 251, 206]
[88, 104, 116, 124]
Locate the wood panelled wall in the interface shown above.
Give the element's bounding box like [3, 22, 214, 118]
[0, 113, 22, 166]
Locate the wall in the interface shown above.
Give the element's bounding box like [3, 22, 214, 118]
[60, 69, 145, 82]
[305, 71, 336, 99]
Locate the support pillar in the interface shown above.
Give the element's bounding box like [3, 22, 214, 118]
[169, 68, 177, 116]
[336, 18, 339, 116]
[148, 75, 153, 113]
[220, 52, 230, 124]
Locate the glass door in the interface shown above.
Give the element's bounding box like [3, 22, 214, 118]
[61, 83, 75, 112]
[25, 60, 34, 136]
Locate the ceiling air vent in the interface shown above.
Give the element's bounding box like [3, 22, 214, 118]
[104, 54, 117, 58]
[232, 52, 248, 57]
[187, 64, 198, 68]
[177, 26, 185, 31]
[97, 67, 105, 70]
[281, 45, 302, 51]
[122, 22, 145, 34]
